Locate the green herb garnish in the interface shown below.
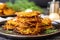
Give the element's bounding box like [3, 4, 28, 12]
[5, 30, 13, 34]
[6, 0, 43, 13]
[45, 29, 57, 34]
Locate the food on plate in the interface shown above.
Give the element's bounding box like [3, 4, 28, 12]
[0, 3, 6, 9]
[0, 3, 15, 16]
[15, 11, 40, 17]
[49, 13, 60, 21]
[0, 10, 3, 13]
[3, 8, 15, 15]
[0, 10, 3, 16]
[3, 11, 53, 35]
[41, 17, 53, 29]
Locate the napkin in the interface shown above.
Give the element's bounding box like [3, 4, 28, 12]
[0, 17, 14, 22]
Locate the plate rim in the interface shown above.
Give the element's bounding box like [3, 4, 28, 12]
[0, 30, 59, 38]
[0, 21, 60, 38]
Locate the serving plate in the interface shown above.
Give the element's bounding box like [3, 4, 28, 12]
[0, 21, 60, 38]
[0, 14, 16, 18]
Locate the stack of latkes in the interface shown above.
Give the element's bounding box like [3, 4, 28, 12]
[3, 11, 52, 35]
[0, 3, 15, 16]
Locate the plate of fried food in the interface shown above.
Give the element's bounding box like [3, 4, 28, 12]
[0, 11, 60, 38]
[0, 3, 16, 17]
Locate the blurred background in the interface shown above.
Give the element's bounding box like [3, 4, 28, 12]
[0, 0, 60, 8]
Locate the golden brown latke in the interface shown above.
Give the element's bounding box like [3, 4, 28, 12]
[0, 3, 6, 9]
[3, 11, 52, 35]
[15, 11, 40, 17]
